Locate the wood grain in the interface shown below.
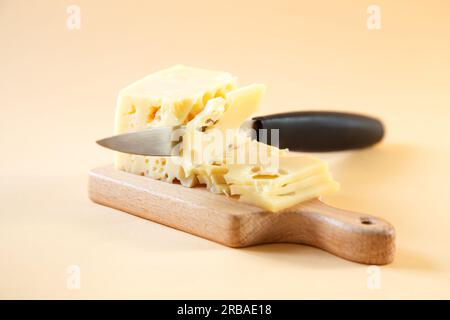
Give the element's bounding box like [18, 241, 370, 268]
[89, 165, 395, 265]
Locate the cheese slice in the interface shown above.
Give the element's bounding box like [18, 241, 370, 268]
[229, 171, 332, 196]
[113, 65, 339, 212]
[238, 180, 340, 212]
[224, 155, 328, 188]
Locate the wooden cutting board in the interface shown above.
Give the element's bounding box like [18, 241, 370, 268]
[88, 165, 395, 265]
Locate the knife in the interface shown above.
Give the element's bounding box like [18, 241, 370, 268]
[96, 111, 384, 156]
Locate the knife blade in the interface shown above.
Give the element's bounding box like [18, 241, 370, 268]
[96, 111, 384, 155]
[96, 122, 254, 156]
[96, 125, 185, 156]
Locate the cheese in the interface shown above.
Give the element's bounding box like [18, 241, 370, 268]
[238, 180, 340, 212]
[114, 65, 237, 186]
[224, 155, 328, 188]
[114, 65, 339, 212]
[229, 171, 332, 196]
[182, 84, 267, 170]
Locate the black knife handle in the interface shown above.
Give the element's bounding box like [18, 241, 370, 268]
[252, 111, 384, 152]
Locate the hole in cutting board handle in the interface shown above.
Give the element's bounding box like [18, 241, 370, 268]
[360, 217, 374, 225]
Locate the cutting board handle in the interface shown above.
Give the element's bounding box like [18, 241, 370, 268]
[280, 199, 395, 265]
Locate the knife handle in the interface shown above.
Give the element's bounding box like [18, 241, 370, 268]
[252, 111, 384, 152]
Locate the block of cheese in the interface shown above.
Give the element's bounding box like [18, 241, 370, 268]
[114, 65, 237, 186]
[114, 65, 339, 212]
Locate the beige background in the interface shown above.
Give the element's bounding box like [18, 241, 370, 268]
[1, 0, 450, 299]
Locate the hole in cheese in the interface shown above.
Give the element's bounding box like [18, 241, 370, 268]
[252, 174, 279, 180]
[147, 106, 160, 122]
[127, 105, 136, 115]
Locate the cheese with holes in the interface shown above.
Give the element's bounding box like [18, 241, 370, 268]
[114, 65, 339, 212]
[114, 65, 237, 186]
